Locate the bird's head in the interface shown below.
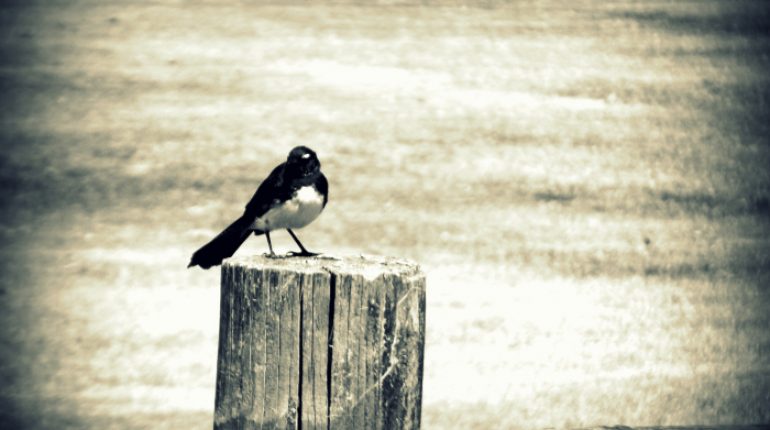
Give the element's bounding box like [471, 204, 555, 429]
[286, 146, 321, 176]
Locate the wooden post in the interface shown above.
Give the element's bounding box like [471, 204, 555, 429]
[213, 255, 426, 430]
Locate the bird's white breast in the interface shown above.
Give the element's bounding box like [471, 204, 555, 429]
[251, 186, 325, 231]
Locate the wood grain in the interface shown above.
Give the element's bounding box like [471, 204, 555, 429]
[214, 255, 425, 430]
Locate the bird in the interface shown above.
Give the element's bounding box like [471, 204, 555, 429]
[188, 146, 328, 269]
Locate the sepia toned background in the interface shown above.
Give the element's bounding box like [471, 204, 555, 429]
[1, 0, 769, 428]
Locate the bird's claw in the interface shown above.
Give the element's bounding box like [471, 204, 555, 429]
[287, 251, 320, 258]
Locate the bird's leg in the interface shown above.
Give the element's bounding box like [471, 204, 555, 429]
[264, 230, 277, 257]
[286, 229, 319, 257]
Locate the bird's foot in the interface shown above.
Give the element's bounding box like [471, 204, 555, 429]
[264, 252, 280, 259]
[287, 250, 320, 258]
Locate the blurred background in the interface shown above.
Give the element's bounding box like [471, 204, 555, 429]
[1, 0, 769, 429]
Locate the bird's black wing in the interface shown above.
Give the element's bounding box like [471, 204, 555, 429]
[316, 173, 329, 207]
[244, 161, 291, 219]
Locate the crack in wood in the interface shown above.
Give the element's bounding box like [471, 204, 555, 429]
[261, 270, 269, 430]
[326, 273, 336, 430]
[297, 281, 304, 430]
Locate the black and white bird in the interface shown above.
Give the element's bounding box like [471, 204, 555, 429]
[188, 146, 328, 269]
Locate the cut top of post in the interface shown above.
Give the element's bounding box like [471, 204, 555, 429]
[223, 254, 422, 280]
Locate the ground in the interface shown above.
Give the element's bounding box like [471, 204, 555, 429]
[1, 1, 769, 429]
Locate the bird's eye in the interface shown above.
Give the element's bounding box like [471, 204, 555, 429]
[301, 153, 311, 159]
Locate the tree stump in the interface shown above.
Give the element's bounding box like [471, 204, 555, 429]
[214, 255, 426, 430]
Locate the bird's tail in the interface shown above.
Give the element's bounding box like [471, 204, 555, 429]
[188, 216, 252, 269]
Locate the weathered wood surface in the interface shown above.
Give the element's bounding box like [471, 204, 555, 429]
[214, 255, 426, 430]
